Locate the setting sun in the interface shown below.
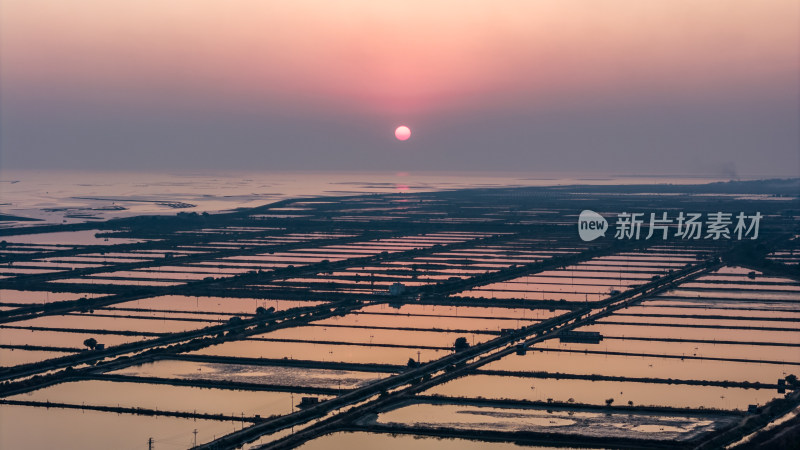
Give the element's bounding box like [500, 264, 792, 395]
[395, 125, 411, 141]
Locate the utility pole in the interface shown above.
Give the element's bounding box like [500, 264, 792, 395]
[193, 429, 198, 447]
[148, 437, 154, 450]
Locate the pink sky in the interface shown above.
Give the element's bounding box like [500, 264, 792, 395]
[1, 1, 798, 175]
[4, 1, 795, 113]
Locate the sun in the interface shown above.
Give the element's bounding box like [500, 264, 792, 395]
[394, 126, 411, 141]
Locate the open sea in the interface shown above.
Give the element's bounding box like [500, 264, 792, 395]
[0, 170, 728, 229]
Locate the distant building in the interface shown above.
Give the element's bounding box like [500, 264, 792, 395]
[389, 282, 406, 296]
[559, 331, 603, 344]
[298, 397, 319, 408]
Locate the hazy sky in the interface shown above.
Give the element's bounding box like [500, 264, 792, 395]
[1, 1, 798, 177]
